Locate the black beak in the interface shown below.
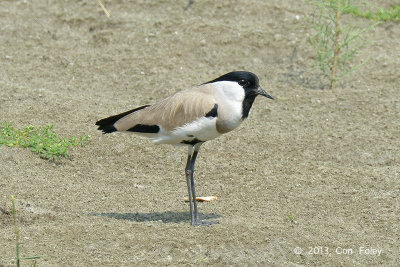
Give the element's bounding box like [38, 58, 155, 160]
[255, 86, 274, 100]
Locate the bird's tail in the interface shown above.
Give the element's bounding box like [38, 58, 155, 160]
[95, 105, 150, 134]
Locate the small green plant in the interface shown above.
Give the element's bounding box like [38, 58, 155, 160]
[11, 195, 44, 267]
[0, 122, 90, 160]
[343, 4, 400, 22]
[307, 0, 380, 88]
[287, 213, 298, 224]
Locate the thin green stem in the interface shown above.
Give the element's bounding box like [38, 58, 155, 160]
[330, 0, 341, 89]
[11, 196, 20, 267]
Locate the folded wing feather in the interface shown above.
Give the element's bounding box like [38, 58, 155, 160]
[113, 85, 218, 133]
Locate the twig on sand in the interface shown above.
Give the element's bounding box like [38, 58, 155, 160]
[97, 0, 110, 18]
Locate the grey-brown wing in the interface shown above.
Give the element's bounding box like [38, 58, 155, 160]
[113, 85, 218, 132]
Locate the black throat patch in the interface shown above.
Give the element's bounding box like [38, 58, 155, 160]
[242, 95, 257, 119]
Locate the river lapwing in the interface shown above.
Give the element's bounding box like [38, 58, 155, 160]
[96, 71, 274, 226]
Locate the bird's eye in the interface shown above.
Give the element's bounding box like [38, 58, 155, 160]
[239, 79, 249, 86]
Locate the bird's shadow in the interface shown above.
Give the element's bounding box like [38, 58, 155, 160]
[89, 211, 221, 224]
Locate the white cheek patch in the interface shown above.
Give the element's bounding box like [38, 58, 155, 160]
[211, 81, 245, 129]
[211, 81, 245, 102]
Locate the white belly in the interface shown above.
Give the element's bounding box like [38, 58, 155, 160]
[151, 117, 221, 145]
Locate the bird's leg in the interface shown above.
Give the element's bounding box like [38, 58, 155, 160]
[185, 146, 195, 225]
[189, 143, 218, 226]
[189, 147, 199, 222]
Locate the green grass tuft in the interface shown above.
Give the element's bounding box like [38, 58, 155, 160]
[343, 4, 400, 22]
[0, 122, 90, 160]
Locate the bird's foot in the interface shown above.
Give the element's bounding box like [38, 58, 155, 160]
[191, 220, 219, 226]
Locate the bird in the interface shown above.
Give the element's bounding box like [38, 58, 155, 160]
[95, 71, 274, 226]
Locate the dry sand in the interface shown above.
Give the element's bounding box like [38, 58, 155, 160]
[1, 0, 399, 266]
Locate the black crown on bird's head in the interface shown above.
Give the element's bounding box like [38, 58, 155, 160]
[205, 71, 260, 91]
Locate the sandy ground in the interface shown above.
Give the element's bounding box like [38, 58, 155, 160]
[1, 0, 399, 266]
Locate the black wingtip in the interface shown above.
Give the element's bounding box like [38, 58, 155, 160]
[96, 124, 117, 134]
[95, 117, 118, 134]
[95, 104, 151, 134]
